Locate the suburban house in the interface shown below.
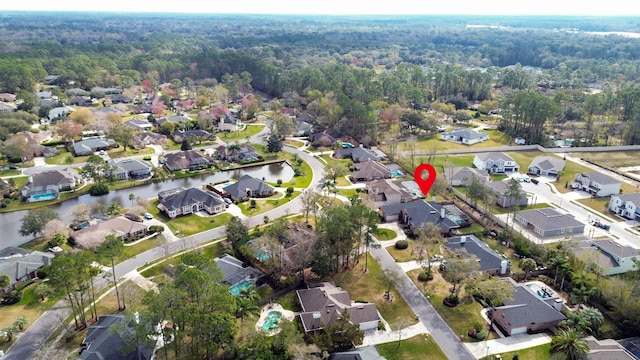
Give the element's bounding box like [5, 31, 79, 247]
[527, 156, 565, 177]
[92, 107, 124, 117]
[0, 102, 17, 112]
[223, 175, 275, 202]
[585, 337, 638, 360]
[609, 193, 640, 220]
[48, 106, 75, 121]
[163, 150, 212, 172]
[215, 144, 262, 163]
[485, 181, 528, 208]
[156, 115, 191, 126]
[577, 239, 639, 275]
[96, 87, 122, 95]
[21, 167, 81, 202]
[69, 96, 93, 106]
[379, 200, 468, 234]
[334, 146, 379, 163]
[132, 132, 167, 149]
[72, 138, 118, 156]
[443, 167, 490, 187]
[440, 128, 489, 145]
[0, 248, 54, 296]
[0, 93, 17, 102]
[66, 88, 88, 96]
[219, 114, 240, 131]
[297, 282, 380, 334]
[365, 179, 413, 208]
[157, 187, 225, 218]
[329, 346, 386, 360]
[79, 314, 156, 360]
[124, 118, 153, 131]
[110, 159, 153, 180]
[492, 281, 566, 336]
[110, 94, 132, 104]
[172, 129, 212, 143]
[572, 172, 621, 197]
[131, 103, 153, 114]
[444, 235, 510, 275]
[473, 152, 519, 174]
[214, 254, 263, 291]
[351, 160, 392, 182]
[308, 132, 338, 148]
[71, 216, 150, 249]
[515, 208, 585, 238]
[296, 120, 313, 136]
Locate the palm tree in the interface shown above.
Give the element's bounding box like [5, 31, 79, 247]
[551, 328, 589, 360]
[550, 257, 568, 287]
[520, 258, 537, 281]
[582, 307, 604, 335]
[559, 262, 573, 291]
[2, 325, 16, 342]
[129, 193, 136, 206]
[235, 287, 260, 337]
[13, 316, 28, 331]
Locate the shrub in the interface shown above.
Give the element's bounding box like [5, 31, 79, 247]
[143, 155, 152, 161]
[276, 179, 283, 187]
[2, 291, 23, 305]
[377, 321, 385, 330]
[286, 187, 294, 196]
[395, 240, 409, 250]
[475, 330, 487, 340]
[89, 183, 109, 196]
[418, 271, 433, 282]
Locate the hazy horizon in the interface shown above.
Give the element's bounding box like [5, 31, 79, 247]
[1, 0, 638, 17]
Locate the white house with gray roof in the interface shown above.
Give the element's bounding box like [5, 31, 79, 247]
[473, 152, 519, 173]
[73, 138, 117, 156]
[527, 156, 565, 177]
[573, 172, 621, 197]
[444, 166, 490, 187]
[158, 187, 225, 219]
[515, 208, 585, 238]
[579, 239, 639, 275]
[609, 193, 640, 220]
[440, 128, 489, 145]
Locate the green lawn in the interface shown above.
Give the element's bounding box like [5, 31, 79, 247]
[139, 241, 226, 277]
[45, 151, 87, 165]
[481, 343, 552, 360]
[386, 242, 421, 263]
[107, 146, 154, 159]
[575, 197, 618, 222]
[491, 202, 551, 215]
[0, 169, 21, 177]
[458, 222, 485, 235]
[377, 334, 448, 360]
[410, 129, 512, 151]
[147, 199, 233, 236]
[329, 254, 417, 330]
[217, 124, 264, 143]
[282, 160, 313, 189]
[430, 155, 475, 173]
[238, 192, 301, 216]
[374, 228, 397, 241]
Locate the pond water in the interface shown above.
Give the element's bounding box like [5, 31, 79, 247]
[0, 162, 294, 248]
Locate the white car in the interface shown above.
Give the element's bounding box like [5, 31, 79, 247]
[48, 246, 63, 253]
[143, 212, 153, 220]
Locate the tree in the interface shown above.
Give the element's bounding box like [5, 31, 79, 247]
[109, 123, 134, 151]
[96, 235, 125, 310]
[180, 139, 191, 151]
[400, 110, 425, 135]
[267, 134, 283, 153]
[520, 258, 537, 280]
[43, 219, 71, 245]
[441, 253, 481, 297]
[271, 112, 296, 138]
[504, 178, 524, 229]
[312, 312, 364, 352]
[550, 328, 589, 360]
[33, 282, 53, 302]
[226, 216, 249, 248]
[581, 307, 604, 335]
[300, 190, 321, 225]
[379, 268, 402, 301]
[465, 175, 488, 210]
[80, 155, 111, 184]
[414, 223, 444, 279]
[129, 193, 136, 206]
[68, 108, 94, 126]
[0, 274, 11, 288]
[56, 120, 83, 144]
[19, 208, 60, 238]
[2, 325, 16, 342]
[235, 287, 260, 336]
[327, 161, 350, 183]
[13, 316, 27, 331]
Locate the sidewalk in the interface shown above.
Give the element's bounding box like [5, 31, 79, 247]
[464, 333, 552, 359]
[361, 322, 429, 346]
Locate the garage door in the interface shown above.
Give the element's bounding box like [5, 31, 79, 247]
[511, 326, 527, 335]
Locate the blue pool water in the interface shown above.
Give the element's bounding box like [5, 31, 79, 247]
[229, 280, 254, 296]
[391, 170, 403, 177]
[262, 311, 282, 331]
[342, 142, 354, 148]
[527, 283, 551, 299]
[256, 250, 270, 262]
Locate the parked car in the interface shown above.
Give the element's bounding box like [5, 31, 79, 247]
[530, 178, 539, 185]
[143, 212, 153, 220]
[124, 213, 143, 222]
[429, 254, 444, 262]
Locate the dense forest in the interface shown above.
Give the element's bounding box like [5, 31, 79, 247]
[2, 12, 640, 144]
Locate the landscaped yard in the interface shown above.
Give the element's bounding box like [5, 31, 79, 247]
[410, 129, 512, 151]
[377, 334, 448, 360]
[95, 280, 147, 315]
[217, 124, 264, 143]
[147, 199, 233, 236]
[481, 343, 552, 360]
[107, 146, 154, 159]
[238, 191, 301, 216]
[374, 228, 397, 241]
[386, 240, 422, 263]
[281, 160, 313, 189]
[45, 151, 87, 165]
[407, 269, 494, 342]
[0, 169, 21, 177]
[329, 254, 418, 330]
[575, 197, 617, 221]
[283, 139, 306, 148]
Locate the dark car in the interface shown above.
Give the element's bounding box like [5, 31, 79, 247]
[530, 178, 539, 185]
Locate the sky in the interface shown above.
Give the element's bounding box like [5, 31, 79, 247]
[0, 0, 638, 16]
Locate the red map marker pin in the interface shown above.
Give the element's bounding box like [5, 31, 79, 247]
[414, 164, 437, 196]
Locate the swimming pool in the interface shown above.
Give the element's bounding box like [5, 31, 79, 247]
[391, 170, 403, 177]
[342, 142, 354, 148]
[256, 250, 270, 262]
[527, 283, 552, 299]
[261, 311, 282, 332]
[229, 280, 254, 296]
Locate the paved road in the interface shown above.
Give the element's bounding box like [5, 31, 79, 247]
[370, 244, 475, 360]
[3, 123, 327, 359]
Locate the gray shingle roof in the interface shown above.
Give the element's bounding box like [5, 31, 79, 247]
[444, 167, 489, 183]
[577, 172, 619, 185]
[442, 128, 487, 140]
[445, 235, 506, 273]
[30, 168, 77, 187]
[516, 208, 584, 231]
[380, 200, 462, 232]
[335, 147, 379, 162]
[351, 160, 392, 181]
[224, 175, 274, 199]
[73, 138, 116, 154]
[615, 192, 640, 205]
[496, 284, 566, 328]
[475, 152, 516, 162]
[159, 187, 224, 212]
[80, 315, 154, 360]
[528, 156, 565, 172]
[0, 251, 53, 283]
[214, 254, 262, 286]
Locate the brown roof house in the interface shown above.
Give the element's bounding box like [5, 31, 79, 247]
[351, 160, 392, 182]
[0, 249, 54, 296]
[492, 280, 566, 336]
[21, 167, 81, 203]
[297, 282, 380, 334]
[71, 216, 149, 249]
[365, 179, 413, 208]
[163, 150, 212, 172]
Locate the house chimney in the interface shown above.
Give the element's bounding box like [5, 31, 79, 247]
[460, 236, 466, 244]
[432, 196, 437, 202]
[440, 208, 445, 219]
[500, 260, 508, 275]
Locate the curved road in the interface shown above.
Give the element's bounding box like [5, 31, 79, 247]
[5, 123, 470, 359]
